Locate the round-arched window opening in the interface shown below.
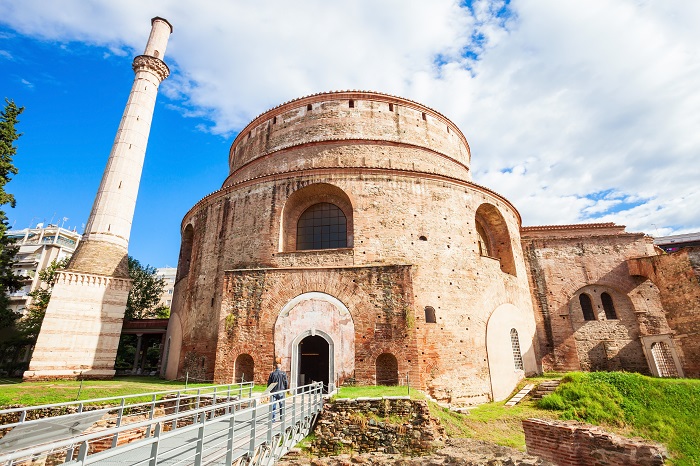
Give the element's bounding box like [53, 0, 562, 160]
[296, 203, 347, 250]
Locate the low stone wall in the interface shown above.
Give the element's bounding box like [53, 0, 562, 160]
[311, 396, 445, 456]
[523, 418, 668, 466]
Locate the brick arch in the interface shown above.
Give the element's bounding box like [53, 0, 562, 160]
[279, 182, 355, 252]
[475, 203, 516, 275]
[568, 283, 648, 373]
[274, 292, 355, 388]
[234, 353, 254, 383]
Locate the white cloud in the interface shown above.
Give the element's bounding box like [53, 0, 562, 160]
[0, 0, 698, 235]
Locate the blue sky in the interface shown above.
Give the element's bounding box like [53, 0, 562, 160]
[1, 0, 699, 267]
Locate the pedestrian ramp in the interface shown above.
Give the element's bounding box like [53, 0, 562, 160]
[0, 381, 324, 466]
[504, 383, 535, 407]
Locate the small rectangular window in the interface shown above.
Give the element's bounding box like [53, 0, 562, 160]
[273, 116, 277, 124]
[389, 103, 394, 112]
[307, 104, 312, 111]
[349, 99, 354, 108]
[422, 112, 427, 121]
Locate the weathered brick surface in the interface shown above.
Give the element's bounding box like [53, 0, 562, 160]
[523, 418, 667, 466]
[521, 224, 665, 374]
[167, 92, 537, 404]
[310, 397, 445, 455]
[627, 247, 700, 377]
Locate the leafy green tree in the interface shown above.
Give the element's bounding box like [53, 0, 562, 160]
[125, 256, 167, 319]
[0, 99, 24, 329]
[21, 258, 69, 341]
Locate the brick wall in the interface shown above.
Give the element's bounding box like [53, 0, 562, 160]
[627, 247, 700, 377]
[311, 397, 445, 455]
[167, 91, 539, 404]
[523, 418, 667, 466]
[521, 224, 665, 374]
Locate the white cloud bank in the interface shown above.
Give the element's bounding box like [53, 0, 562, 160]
[1, 0, 698, 234]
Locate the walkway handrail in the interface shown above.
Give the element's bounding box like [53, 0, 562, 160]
[0, 382, 324, 465]
[0, 382, 254, 431]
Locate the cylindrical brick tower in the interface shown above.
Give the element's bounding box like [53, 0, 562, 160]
[24, 17, 173, 380]
[165, 92, 540, 403]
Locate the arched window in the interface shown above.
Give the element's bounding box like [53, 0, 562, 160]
[296, 203, 347, 250]
[375, 353, 399, 386]
[424, 306, 437, 323]
[234, 353, 255, 383]
[475, 204, 516, 275]
[579, 293, 595, 321]
[601, 292, 617, 319]
[651, 342, 678, 377]
[510, 328, 524, 370]
[475, 220, 491, 257]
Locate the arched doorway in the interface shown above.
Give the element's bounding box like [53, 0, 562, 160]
[298, 335, 330, 389]
[275, 292, 355, 390]
[234, 353, 254, 383]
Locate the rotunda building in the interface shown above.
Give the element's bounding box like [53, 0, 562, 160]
[164, 91, 540, 403]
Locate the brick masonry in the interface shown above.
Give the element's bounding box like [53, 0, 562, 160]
[523, 418, 667, 466]
[628, 247, 700, 377]
[166, 92, 539, 405]
[165, 91, 691, 405]
[521, 224, 668, 374]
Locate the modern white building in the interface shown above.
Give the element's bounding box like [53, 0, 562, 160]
[156, 267, 176, 308]
[6, 224, 82, 315]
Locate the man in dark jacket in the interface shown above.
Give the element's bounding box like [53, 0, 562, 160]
[267, 362, 288, 421]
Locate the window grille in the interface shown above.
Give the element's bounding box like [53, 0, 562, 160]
[296, 203, 347, 250]
[510, 328, 524, 370]
[651, 342, 678, 377]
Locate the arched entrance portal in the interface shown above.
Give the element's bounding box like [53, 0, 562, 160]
[275, 292, 355, 391]
[298, 335, 330, 388]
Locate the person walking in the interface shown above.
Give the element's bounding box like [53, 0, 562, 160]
[267, 361, 288, 421]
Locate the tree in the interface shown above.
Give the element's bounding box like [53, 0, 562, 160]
[21, 258, 69, 341]
[0, 99, 24, 329]
[125, 256, 167, 319]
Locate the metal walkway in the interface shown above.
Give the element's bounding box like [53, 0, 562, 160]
[0, 382, 324, 466]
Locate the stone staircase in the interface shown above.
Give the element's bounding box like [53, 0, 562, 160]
[530, 380, 561, 400]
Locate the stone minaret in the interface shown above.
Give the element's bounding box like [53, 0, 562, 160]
[24, 17, 173, 380]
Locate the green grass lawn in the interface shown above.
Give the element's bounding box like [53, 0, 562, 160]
[538, 372, 700, 466]
[333, 384, 421, 399]
[0, 377, 255, 407]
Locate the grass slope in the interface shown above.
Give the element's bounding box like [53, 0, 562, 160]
[0, 377, 228, 407]
[538, 372, 700, 466]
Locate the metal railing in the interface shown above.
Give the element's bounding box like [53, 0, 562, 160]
[0, 382, 254, 458]
[0, 382, 324, 466]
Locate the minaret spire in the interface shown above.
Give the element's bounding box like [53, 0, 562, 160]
[24, 18, 173, 380]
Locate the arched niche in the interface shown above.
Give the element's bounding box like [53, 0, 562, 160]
[176, 224, 194, 282]
[376, 353, 399, 386]
[234, 353, 255, 383]
[485, 303, 538, 401]
[274, 292, 355, 389]
[475, 203, 516, 276]
[162, 312, 183, 380]
[279, 183, 354, 252]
